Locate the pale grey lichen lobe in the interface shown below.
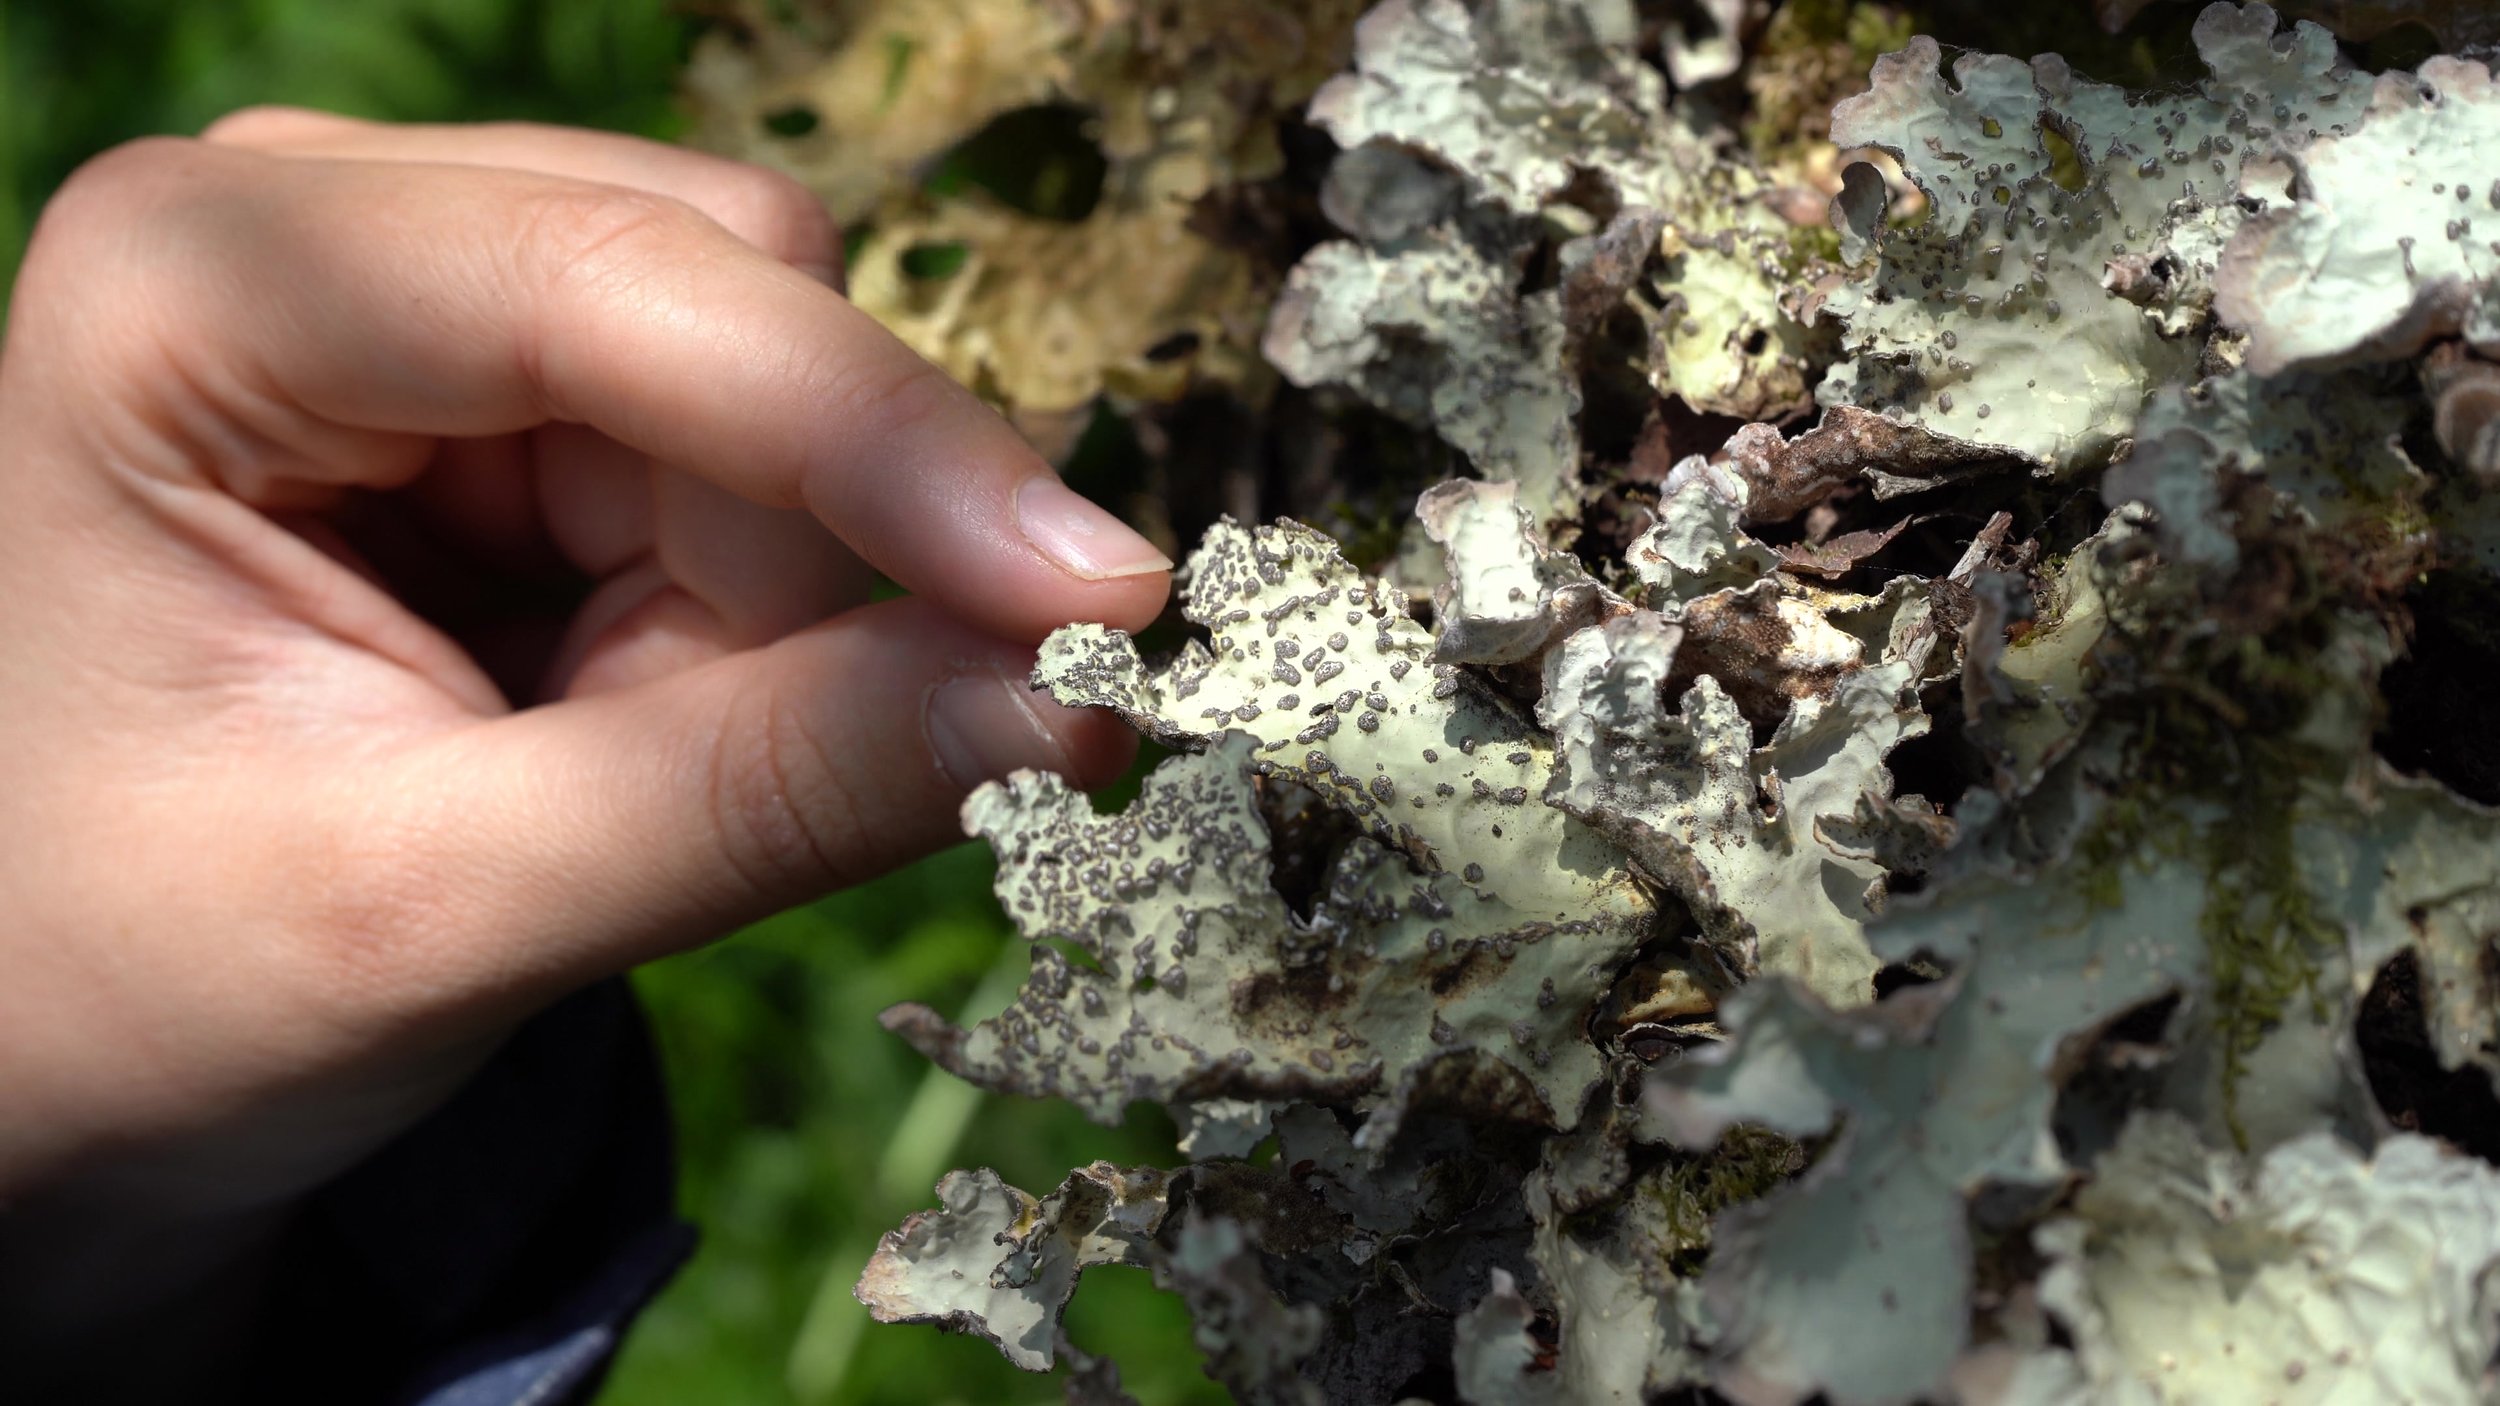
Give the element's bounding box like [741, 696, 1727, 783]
[890, 519, 1658, 1131]
[1539, 607, 1935, 1010]
[1270, 0, 1829, 535]
[1417, 478, 1626, 666]
[2007, 1113, 2500, 1404]
[1645, 781, 2221, 1406]
[1037, 517, 1651, 933]
[2219, 55, 2500, 373]
[843, 4, 2500, 1403]
[1263, 233, 1586, 535]
[1819, 3, 2371, 468]
[855, 1163, 1173, 1371]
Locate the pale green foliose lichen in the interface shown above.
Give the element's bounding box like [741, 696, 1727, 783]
[1034, 518, 1652, 951]
[2218, 56, 2500, 374]
[845, 3, 2500, 1401]
[885, 739, 1637, 1130]
[1818, 3, 2372, 469]
[855, 1163, 1174, 1370]
[1643, 774, 2220, 1405]
[1639, 584, 2500, 1403]
[889, 519, 1660, 1132]
[1415, 477, 1621, 667]
[1625, 461, 1781, 604]
[1996, 1112, 2500, 1406]
[1264, 231, 1586, 534]
[1539, 605, 1934, 1008]
[1269, 0, 1825, 538]
[1305, 0, 1657, 219]
[2104, 362, 2425, 573]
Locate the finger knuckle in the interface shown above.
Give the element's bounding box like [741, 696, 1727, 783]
[12, 138, 226, 365]
[716, 166, 842, 268]
[27, 137, 200, 256]
[705, 681, 873, 898]
[514, 183, 715, 295]
[198, 104, 330, 145]
[817, 351, 967, 452]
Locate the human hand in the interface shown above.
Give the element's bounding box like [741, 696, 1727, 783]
[0, 109, 1166, 1331]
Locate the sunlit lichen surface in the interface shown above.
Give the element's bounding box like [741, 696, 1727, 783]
[691, 2, 2500, 1400]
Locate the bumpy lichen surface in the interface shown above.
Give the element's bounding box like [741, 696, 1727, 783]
[768, 3, 2500, 1402]
[1817, 4, 2375, 468]
[1268, 0, 1831, 533]
[2219, 56, 2500, 374]
[2009, 1113, 2500, 1404]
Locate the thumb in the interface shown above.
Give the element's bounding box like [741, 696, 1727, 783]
[325, 597, 1131, 1025]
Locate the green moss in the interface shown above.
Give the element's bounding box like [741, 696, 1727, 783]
[1752, 0, 1918, 56]
[2064, 735, 2340, 1148]
[1647, 1125, 1810, 1273]
[2064, 541, 2377, 1144]
[1783, 219, 1845, 269]
[1844, 5, 1920, 59]
[1741, 1, 1921, 164]
[2085, 672, 2348, 1143]
[1321, 498, 1413, 575]
[2072, 792, 2157, 914]
[2193, 769, 2339, 1149]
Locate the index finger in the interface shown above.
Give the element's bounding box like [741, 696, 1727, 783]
[27, 139, 1171, 642]
[200, 108, 848, 286]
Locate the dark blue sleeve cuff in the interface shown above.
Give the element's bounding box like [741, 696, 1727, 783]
[242, 978, 694, 1405]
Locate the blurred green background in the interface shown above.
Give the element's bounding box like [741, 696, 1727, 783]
[0, 2, 1215, 1400]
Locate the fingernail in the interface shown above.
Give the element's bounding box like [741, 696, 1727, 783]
[926, 669, 1069, 791]
[1015, 476, 1173, 582]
